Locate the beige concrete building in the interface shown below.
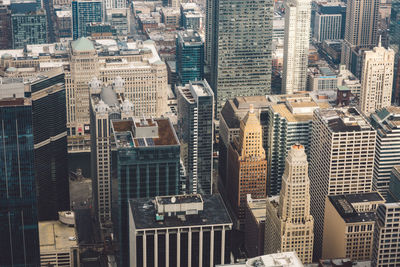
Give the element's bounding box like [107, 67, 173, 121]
[265, 145, 314, 264]
[227, 105, 268, 225]
[360, 42, 395, 115]
[309, 107, 376, 259]
[39, 212, 79, 267]
[322, 192, 385, 261]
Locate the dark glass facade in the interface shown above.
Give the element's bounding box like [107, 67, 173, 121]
[176, 31, 204, 85]
[72, 0, 103, 39]
[390, 0, 400, 104]
[30, 72, 69, 220]
[0, 100, 40, 266]
[116, 144, 180, 266]
[11, 10, 47, 49]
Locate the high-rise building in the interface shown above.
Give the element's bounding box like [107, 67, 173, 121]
[309, 107, 376, 259]
[389, 0, 400, 105]
[322, 192, 384, 261]
[388, 166, 400, 202]
[336, 65, 362, 98]
[281, 0, 311, 94]
[66, 38, 169, 152]
[313, 2, 346, 43]
[370, 107, 400, 198]
[28, 70, 70, 221]
[177, 80, 214, 194]
[245, 195, 267, 258]
[210, 0, 273, 114]
[11, 9, 48, 49]
[72, 0, 102, 39]
[371, 202, 400, 267]
[112, 117, 181, 267]
[216, 252, 304, 267]
[360, 42, 394, 115]
[89, 77, 134, 228]
[266, 97, 321, 195]
[226, 106, 268, 225]
[0, 4, 11, 49]
[341, 0, 380, 77]
[129, 194, 233, 267]
[176, 30, 204, 85]
[264, 145, 314, 264]
[0, 97, 40, 267]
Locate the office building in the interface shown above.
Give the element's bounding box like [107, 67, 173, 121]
[11, 9, 48, 49]
[309, 107, 376, 259]
[371, 203, 400, 267]
[72, 0, 102, 39]
[55, 10, 72, 40]
[389, 0, 400, 105]
[322, 192, 384, 261]
[282, 0, 311, 94]
[388, 166, 400, 202]
[266, 96, 326, 195]
[106, 8, 130, 36]
[177, 81, 214, 194]
[313, 2, 346, 42]
[245, 195, 267, 258]
[370, 107, 400, 197]
[0, 97, 40, 267]
[89, 77, 134, 228]
[360, 42, 395, 115]
[227, 106, 268, 224]
[308, 64, 338, 92]
[67, 38, 169, 152]
[180, 3, 202, 31]
[39, 212, 79, 267]
[264, 145, 314, 264]
[210, 0, 273, 114]
[176, 30, 204, 85]
[337, 65, 362, 98]
[0, 5, 11, 49]
[112, 117, 180, 266]
[216, 252, 304, 267]
[129, 194, 233, 267]
[341, 0, 379, 77]
[28, 70, 70, 221]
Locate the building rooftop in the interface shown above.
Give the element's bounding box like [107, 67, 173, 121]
[71, 37, 95, 52]
[112, 117, 179, 149]
[178, 30, 203, 45]
[318, 107, 374, 132]
[246, 194, 267, 224]
[39, 219, 77, 253]
[328, 193, 384, 223]
[217, 252, 304, 267]
[0, 97, 30, 106]
[130, 194, 232, 230]
[178, 80, 213, 104]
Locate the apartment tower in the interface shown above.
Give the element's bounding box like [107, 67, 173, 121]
[282, 0, 311, 93]
[264, 145, 314, 264]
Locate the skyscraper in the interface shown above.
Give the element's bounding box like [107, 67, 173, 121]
[281, 0, 311, 94]
[264, 145, 314, 264]
[226, 106, 268, 225]
[360, 42, 394, 115]
[341, 0, 379, 77]
[0, 97, 40, 266]
[177, 80, 214, 194]
[176, 30, 204, 85]
[309, 107, 376, 259]
[370, 106, 400, 198]
[313, 2, 346, 43]
[389, 0, 400, 104]
[72, 0, 102, 39]
[210, 0, 273, 114]
[371, 203, 400, 267]
[112, 117, 181, 266]
[11, 9, 48, 49]
[0, 4, 11, 49]
[29, 70, 70, 221]
[89, 77, 134, 228]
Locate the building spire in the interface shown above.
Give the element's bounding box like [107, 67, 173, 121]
[378, 34, 382, 47]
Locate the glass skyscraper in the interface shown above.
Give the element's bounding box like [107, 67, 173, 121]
[390, 0, 400, 104]
[0, 98, 40, 266]
[176, 30, 204, 85]
[72, 0, 102, 39]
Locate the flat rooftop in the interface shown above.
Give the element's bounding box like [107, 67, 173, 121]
[0, 97, 30, 106]
[156, 194, 202, 205]
[39, 220, 77, 253]
[328, 193, 384, 223]
[318, 107, 373, 132]
[112, 117, 179, 148]
[246, 196, 267, 224]
[130, 194, 232, 230]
